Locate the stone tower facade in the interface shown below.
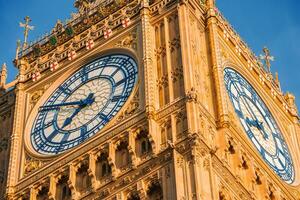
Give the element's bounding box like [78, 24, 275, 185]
[1, 0, 300, 199]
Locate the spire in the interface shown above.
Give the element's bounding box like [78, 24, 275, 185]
[0, 63, 7, 87]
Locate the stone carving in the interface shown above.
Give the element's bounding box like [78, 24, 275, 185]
[115, 30, 137, 50]
[186, 87, 198, 103]
[116, 90, 139, 123]
[29, 82, 52, 108]
[24, 155, 43, 175]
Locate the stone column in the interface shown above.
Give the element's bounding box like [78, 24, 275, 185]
[140, 0, 160, 157]
[177, 0, 199, 135]
[6, 60, 28, 196]
[163, 16, 175, 102]
[206, 0, 230, 127]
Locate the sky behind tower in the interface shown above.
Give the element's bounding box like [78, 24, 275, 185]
[0, 0, 299, 109]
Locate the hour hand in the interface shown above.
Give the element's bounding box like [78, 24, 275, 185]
[246, 117, 268, 139]
[246, 117, 259, 128]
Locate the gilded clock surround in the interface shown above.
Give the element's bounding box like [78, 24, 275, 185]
[0, 0, 299, 199]
[25, 54, 137, 157]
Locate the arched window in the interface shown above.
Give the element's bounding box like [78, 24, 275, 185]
[147, 181, 163, 200]
[96, 152, 112, 179]
[127, 192, 140, 200]
[136, 130, 152, 157]
[56, 175, 71, 200]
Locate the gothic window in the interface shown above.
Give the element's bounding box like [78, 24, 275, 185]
[37, 186, 49, 200]
[155, 21, 170, 108]
[160, 120, 172, 147]
[56, 175, 71, 200]
[21, 195, 30, 200]
[147, 181, 163, 200]
[136, 130, 152, 157]
[127, 192, 140, 200]
[76, 163, 91, 192]
[115, 141, 131, 169]
[227, 140, 235, 154]
[141, 139, 151, 154]
[96, 152, 111, 179]
[255, 171, 262, 185]
[241, 156, 248, 169]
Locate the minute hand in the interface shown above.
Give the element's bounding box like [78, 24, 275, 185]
[39, 100, 85, 111]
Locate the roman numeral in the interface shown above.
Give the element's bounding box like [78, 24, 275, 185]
[81, 67, 89, 83]
[111, 95, 127, 102]
[235, 109, 243, 118]
[80, 125, 87, 136]
[47, 130, 59, 142]
[111, 68, 120, 77]
[99, 113, 109, 123]
[115, 78, 127, 87]
[60, 133, 70, 143]
[33, 121, 53, 133]
[59, 86, 72, 95]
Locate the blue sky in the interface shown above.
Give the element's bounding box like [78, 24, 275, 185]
[0, 0, 299, 109]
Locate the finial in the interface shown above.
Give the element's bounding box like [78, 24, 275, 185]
[19, 16, 34, 50]
[274, 72, 282, 91]
[15, 39, 21, 60]
[207, 0, 216, 9]
[0, 63, 7, 87]
[259, 46, 274, 73]
[74, 0, 91, 15]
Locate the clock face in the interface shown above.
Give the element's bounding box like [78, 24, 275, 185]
[224, 68, 294, 184]
[30, 54, 138, 155]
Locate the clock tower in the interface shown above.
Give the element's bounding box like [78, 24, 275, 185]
[1, 0, 300, 199]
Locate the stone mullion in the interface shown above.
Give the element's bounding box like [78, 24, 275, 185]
[29, 187, 37, 200]
[159, 167, 168, 200]
[206, 1, 229, 128]
[88, 153, 98, 189]
[69, 164, 79, 199]
[177, 2, 198, 135]
[170, 114, 177, 143]
[189, 149, 202, 200]
[48, 175, 57, 200]
[172, 152, 188, 199]
[128, 130, 137, 167]
[164, 16, 175, 102]
[108, 142, 117, 176]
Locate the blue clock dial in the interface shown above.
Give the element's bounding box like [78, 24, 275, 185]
[30, 54, 138, 155]
[224, 68, 294, 184]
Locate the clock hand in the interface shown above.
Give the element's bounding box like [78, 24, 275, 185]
[246, 117, 269, 139]
[60, 93, 95, 129]
[39, 100, 86, 112]
[256, 120, 269, 139]
[61, 107, 82, 128]
[39, 93, 95, 112]
[246, 117, 259, 128]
